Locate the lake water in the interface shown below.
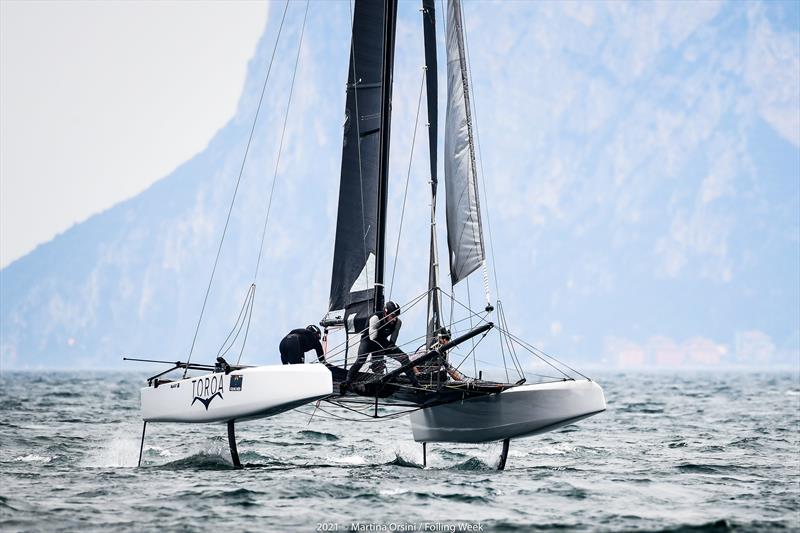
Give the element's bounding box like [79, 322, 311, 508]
[1, 371, 798, 531]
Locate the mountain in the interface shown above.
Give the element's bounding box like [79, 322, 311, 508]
[2, 2, 798, 371]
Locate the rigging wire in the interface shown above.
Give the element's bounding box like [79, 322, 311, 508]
[236, 290, 257, 365]
[322, 312, 480, 367]
[298, 402, 420, 423]
[450, 324, 489, 374]
[465, 355, 563, 382]
[184, 0, 291, 377]
[236, 0, 311, 365]
[498, 300, 525, 380]
[438, 286, 586, 380]
[215, 284, 256, 359]
[322, 284, 587, 384]
[496, 301, 511, 382]
[503, 329, 590, 381]
[388, 68, 427, 298]
[318, 289, 431, 363]
[459, 0, 501, 303]
[322, 304, 485, 381]
[324, 398, 421, 420]
[465, 277, 478, 377]
[252, 0, 311, 283]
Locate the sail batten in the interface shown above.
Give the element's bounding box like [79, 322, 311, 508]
[444, 0, 485, 286]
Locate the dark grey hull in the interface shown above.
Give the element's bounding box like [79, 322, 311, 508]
[409, 379, 606, 443]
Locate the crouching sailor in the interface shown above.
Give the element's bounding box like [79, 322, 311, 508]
[279, 325, 323, 365]
[343, 301, 421, 389]
[411, 328, 463, 381]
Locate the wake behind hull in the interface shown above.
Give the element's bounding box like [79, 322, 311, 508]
[141, 364, 332, 423]
[409, 379, 606, 443]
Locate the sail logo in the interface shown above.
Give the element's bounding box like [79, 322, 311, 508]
[190, 375, 224, 410]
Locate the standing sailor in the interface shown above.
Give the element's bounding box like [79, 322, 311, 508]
[343, 301, 421, 389]
[279, 325, 323, 365]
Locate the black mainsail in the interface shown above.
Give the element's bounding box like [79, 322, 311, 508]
[325, 0, 398, 329]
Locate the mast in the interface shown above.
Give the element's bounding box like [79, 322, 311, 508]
[324, 0, 398, 328]
[373, 0, 398, 314]
[422, 0, 442, 347]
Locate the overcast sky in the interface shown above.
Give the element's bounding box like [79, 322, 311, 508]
[0, 0, 269, 268]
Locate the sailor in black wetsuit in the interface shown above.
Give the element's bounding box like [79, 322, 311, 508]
[343, 301, 421, 388]
[279, 325, 323, 365]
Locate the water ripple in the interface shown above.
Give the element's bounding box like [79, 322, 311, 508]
[1, 371, 797, 531]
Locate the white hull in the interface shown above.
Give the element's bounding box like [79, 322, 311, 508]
[141, 364, 332, 423]
[410, 379, 606, 443]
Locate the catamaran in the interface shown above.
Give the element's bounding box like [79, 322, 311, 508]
[130, 0, 605, 471]
[310, 0, 605, 470]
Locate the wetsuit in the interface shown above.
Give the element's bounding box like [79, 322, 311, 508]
[345, 312, 420, 387]
[279, 329, 323, 365]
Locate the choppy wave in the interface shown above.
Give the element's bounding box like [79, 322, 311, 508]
[390, 454, 422, 468]
[159, 452, 234, 470]
[297, 429, 339, 441]
[634, 518, 795, 532]
[1, 371, 798, 531]
[12, 454, 54, 463]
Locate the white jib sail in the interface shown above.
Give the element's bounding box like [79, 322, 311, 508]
[444, 0, 485, 285]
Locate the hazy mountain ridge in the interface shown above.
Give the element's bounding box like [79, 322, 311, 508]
[2, 127, 225, 367]
[2, 2, 798, 371]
